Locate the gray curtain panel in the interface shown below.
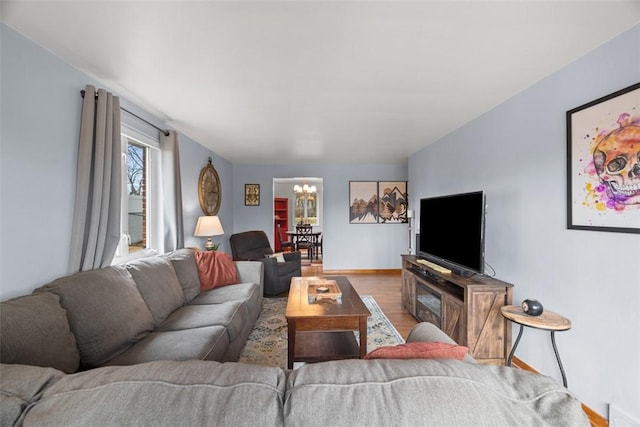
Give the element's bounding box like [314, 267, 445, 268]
[161, 130, 184, 252]
[68, 85, 122, 273]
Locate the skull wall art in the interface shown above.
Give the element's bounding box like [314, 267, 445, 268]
[592, 121, 640, 206]
[567, 82, 640, 233]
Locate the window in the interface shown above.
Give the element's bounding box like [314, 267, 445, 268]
[113, 125, 161, 263]
[126, 141, 147, 253]
[294, 192, 318, 225]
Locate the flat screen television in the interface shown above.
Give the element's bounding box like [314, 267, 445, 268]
[418, 191, 486, 277]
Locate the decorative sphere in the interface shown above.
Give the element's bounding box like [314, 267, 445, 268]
[521, 299, 544, 316]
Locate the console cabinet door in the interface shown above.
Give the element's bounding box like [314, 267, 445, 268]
[442, 296, 464, 345]
[466, 289, 508, 364]
[401, 271, 416, 316]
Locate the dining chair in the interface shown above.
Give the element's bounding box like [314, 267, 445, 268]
[316, 233, 322, 259]
[295, 224, 314, 259]
[276, 223, 293, 252]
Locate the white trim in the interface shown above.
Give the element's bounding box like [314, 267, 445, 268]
[121, 123, 160, 148]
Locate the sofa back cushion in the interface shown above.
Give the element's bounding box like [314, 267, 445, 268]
[126, 256, 185, 324]
[285, 359, 589, 426]
[0, 363, 65, 426]
[19, 360, 286, 427]
[162, 248, 201, 302]
[0, 293, 80, 373]
[35, 266, 156, 368]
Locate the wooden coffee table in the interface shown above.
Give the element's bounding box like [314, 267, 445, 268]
[286, 276, 371, 369]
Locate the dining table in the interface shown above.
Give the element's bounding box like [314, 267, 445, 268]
[286, 230, 322, 261]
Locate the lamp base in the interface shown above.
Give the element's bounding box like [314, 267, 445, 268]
[204, 238, 219, 251]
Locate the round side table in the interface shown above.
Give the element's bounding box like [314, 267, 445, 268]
[500, 305, 572, 387]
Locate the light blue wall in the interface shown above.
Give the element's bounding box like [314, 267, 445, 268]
[232, 163, 408, 270]
[178, 135, 233, 253]
[0, 24, 225, 298]
[0, 22, 408, 300]
[1, 24, 86, 299]
[409, 24, 640, 419]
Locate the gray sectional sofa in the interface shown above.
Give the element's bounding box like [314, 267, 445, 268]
[0, 248, 264, 373]
[0, 249, 590, 426]
[1, 323, 590, 426]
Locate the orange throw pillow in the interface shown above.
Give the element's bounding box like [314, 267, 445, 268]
[194, 251, 238, 291]
[364, 342, 469, 360]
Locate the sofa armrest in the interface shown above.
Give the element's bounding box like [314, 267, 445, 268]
[256, 257, 299, 296]
[406, 322, 477, 363]
[235, 261, 264, 293]
[258, 257, 279, 288]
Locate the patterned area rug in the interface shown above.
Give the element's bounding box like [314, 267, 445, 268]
[238, 295, 404, 368]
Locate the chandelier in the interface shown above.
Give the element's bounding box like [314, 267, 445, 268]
[293, 184, 317, 194]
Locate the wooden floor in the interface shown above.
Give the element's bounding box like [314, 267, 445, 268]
[301, 262, 418, 340]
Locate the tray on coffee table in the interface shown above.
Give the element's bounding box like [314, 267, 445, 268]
[307, 279, 342, 303]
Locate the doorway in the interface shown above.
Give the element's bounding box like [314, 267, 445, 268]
[273, 177, 323, 264]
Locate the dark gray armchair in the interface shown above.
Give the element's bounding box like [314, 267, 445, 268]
[229, 230, 302, 296]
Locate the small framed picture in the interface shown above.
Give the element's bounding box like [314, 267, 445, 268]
[245, 184, 260, 206]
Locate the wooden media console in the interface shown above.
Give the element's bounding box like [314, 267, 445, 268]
[401, 255, 513, 365]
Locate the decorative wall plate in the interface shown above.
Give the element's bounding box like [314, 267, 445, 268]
[198, 158, 221, 215]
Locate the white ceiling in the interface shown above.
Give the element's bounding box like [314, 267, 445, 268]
[2, 1, 639, 165]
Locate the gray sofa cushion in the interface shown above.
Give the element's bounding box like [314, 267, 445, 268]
[163, 248, 201, 302]
[0, 363, 65, 427]
[285, 359, 589, 426]
[189, 283, 262, 312]
[103, 326, 229, 365]
[126, 256, 185, 324]
[19, 360, 286, 427]
[158, 301, 247, 341]
[0, 293, 80, 373]
[35, 266, 156, 368]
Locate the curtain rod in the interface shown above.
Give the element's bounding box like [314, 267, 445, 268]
[80, 89, 170, 136]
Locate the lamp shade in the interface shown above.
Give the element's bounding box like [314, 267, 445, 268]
[194, 216, 224, 237]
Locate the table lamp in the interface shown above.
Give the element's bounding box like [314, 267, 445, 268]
[194, 216, 224, 250]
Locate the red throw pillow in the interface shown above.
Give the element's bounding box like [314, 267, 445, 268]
[364, 342, 469, 360]
[194, 251, 238, 291]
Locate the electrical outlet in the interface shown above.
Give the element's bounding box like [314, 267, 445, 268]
[609, 404, 640, 427]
